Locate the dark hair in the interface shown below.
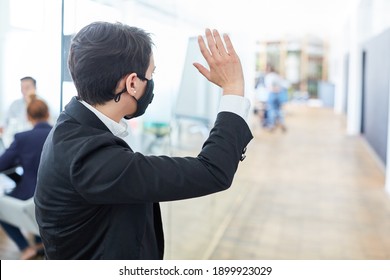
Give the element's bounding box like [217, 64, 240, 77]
[20, 76, 37, 87]
[27, 95, 49, 121]
[68, 21, 153, 105]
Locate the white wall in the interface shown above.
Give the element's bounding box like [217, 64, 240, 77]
[336, 0, 390, 136]
[335, 0, 390, 192]
[0, 0, 9, 123]
[0, 0, 62, 124]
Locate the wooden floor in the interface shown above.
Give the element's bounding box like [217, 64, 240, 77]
[207, 103, 390, 259]
[163, 103, 390, 259]
[1, 102, 389, 259]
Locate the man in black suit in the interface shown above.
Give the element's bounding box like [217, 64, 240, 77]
[34, 22, 253, 259]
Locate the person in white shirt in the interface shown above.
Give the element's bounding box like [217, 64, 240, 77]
[0, 77, 36, 147]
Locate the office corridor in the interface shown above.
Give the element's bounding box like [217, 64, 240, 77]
[163, 102, 390, 260]
[206, 103, 390, 259]
[0, 103, 389, 259]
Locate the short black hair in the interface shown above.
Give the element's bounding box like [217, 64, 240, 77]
[20, 76, 37, 87]
[68, 21, 153, 105]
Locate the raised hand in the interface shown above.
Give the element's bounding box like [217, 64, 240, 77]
[193, 29, 244, 97]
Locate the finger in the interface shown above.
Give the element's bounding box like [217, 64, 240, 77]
[205, 28, 219, 56]
[223, 33, 237, 56]
[213, 29, 227, 56]
[193, 63, 210, 81]
[197, 35, 212, 62]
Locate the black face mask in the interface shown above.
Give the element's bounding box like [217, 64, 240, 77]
[114, 76, 154, 119]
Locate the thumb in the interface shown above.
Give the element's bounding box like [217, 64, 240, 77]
[193, 63, 210, 81]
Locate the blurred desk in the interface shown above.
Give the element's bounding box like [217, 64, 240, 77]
[143, 121, 170, 154]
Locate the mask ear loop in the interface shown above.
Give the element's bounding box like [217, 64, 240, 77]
[115, 73, 146, 102]
[114, 88, 127, 102]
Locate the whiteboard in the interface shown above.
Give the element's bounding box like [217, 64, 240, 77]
[174, 37, 222, 127]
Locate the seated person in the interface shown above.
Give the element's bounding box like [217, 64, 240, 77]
[0, 76, 37, 145]
[0, 95, 52, 259]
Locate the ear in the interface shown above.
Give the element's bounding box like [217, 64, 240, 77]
[125, 73, 138, 97]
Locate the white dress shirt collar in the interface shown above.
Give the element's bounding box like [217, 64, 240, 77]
[79, 100, 129, 138]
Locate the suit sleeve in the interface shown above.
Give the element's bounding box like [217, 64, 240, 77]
[0, 137, 20, 172]
[70, 112, 253, 204]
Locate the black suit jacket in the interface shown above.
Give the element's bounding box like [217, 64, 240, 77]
[35, 97, 252, 259]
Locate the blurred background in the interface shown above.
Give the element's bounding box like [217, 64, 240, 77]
[0, 0, 390, 259]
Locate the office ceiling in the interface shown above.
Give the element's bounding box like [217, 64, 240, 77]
[132, 0, 359, 39]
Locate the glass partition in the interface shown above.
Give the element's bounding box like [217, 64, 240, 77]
[0, 0, 254, 260]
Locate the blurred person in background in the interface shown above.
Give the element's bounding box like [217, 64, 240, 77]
[0, 95, 52, 259]
[264, 64, 287, 132]
[0, 76, 37, 146]
[253, 72, 269, 128]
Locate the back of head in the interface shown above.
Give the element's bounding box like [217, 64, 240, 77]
[27, 95, 49, 122]
[68, 21, 153, 106]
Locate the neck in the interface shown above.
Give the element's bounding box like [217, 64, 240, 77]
[93, 102, 123, 123]
[30, 119, 46, 126]
[92, 97, 137, 123]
